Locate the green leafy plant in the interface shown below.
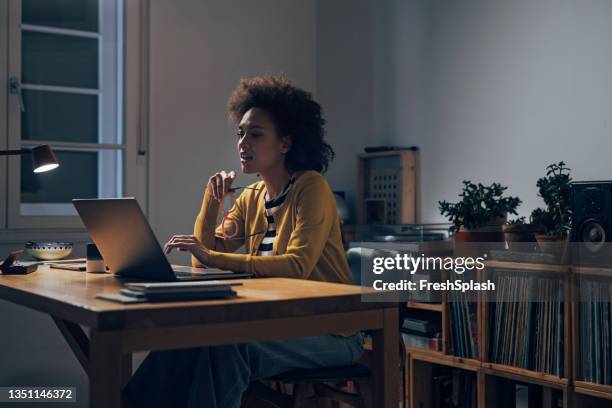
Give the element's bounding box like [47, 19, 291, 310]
[439, 181, 521, 232]
[507, 216, 526, 225]
[529, 161, 572, 237]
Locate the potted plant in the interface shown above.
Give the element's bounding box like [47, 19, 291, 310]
[439, 180, 521, 242]
[502, 217, 538, 251]
[529, 161, 572, 255]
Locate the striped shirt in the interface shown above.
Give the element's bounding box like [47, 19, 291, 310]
[257, 177, 296, 256]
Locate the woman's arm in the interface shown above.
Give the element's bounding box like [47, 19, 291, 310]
[192, 189, 245, 267]
[202, 176, 336, 278]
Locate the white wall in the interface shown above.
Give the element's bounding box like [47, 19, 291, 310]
[315, 0, 373, 217]
[377, 0, 612, 222]
[148, 0, 316, 264]
[319, 0, 612, 223]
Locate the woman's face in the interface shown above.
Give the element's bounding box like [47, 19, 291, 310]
[236, 107, 290, 175]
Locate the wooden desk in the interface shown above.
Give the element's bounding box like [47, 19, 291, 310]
[0, 267, 398, 408]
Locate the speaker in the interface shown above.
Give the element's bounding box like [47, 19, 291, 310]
[571, 181, 612, 267]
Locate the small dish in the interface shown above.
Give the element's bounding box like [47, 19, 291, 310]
[25, 241, 74, 261]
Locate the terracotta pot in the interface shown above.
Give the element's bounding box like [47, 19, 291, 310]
[454, 229, 505, 243]
[453, 224, 506, 257]
[503, 223, 538, 251]
[451, 215, 509, 258]
[535, 233, 568, 260]
[454, 214, 507, 243]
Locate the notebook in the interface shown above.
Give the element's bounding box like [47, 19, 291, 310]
[96, 281, 241, 303]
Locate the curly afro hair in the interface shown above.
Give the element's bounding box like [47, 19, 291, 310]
[228, 74, 334, 173]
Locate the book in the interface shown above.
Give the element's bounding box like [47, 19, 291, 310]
[402, 317, 441, 335]
[124, 280, 242, 294]
[97, 288, 237, 303]
[401, 332, 441, 351]
[49, 263, 87, 271]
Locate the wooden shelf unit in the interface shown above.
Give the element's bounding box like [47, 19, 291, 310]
[410, 347, 481, 372]
[570, 265, 612, 404]
[574, 381, 612, 400]
[481, 363, 569, 389]
[406, 301, 444, 312]
[403, 261, 612, 407]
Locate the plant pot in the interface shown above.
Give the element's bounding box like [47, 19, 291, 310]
[503, 224, 538, 251]
[454, 229, 505, 243]
[453, 225, 506, 257]
[454, 215, 507, 243]
[535, 233, 568, 261]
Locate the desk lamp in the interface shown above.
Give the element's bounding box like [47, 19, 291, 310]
[0, 144, 59, 173]
[0, 145, 59, 274]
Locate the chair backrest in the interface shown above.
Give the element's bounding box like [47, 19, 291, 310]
[346, 247, 363, 285]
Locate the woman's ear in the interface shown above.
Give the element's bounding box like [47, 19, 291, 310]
[281, 135, 292, 154]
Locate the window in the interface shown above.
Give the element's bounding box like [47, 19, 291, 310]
[3, 0, 146, 230]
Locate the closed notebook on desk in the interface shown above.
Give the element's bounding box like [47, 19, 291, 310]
[120, 289, 237, 302]
[49, 263, 87, 271]
[95, 280, 241, 303]
[96, 292, 234, 303]
[124, 280, 242, 294]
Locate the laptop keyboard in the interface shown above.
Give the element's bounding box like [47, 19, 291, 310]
[173, 265, 234, 276]
[175, 270, 194, 277]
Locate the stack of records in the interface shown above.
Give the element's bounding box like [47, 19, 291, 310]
[448, 291, 479, 359]
[488, 272, 564, 376]
[579, 280, 612, 384]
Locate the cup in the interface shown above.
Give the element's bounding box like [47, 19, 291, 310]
[86, 243, 106, 273]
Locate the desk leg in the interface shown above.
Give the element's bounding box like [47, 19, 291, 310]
[90, 330, 125, 408]
[121, 353, 133, 408]
[372, 308, 399, 408]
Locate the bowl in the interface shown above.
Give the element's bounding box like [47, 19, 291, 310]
[25, 241, 73, 261]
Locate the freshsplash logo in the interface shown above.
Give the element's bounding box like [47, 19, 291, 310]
[372, 253, 487, 275]
[367, 253, 495, 296]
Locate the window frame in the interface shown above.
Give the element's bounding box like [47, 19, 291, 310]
[3, 0, 147, 231]
[1, 0, 8, 230]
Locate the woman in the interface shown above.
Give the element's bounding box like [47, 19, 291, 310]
[126, 74, 363, 408]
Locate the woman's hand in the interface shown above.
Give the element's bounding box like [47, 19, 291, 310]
[207, 170, 236, 202]
[164, 235, 210, 265]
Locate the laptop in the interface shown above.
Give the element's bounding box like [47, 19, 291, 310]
[72, 198, 252, 281]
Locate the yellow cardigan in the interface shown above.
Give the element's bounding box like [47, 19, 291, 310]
[192, 170, 351, 284]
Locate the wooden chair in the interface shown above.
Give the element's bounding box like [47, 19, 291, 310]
[242, 363, 373, 407]
[242, 246, 407, 408]
[242, 306, 407, 408]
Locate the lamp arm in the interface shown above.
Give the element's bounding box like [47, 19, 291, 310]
[0, 148, 32, 156]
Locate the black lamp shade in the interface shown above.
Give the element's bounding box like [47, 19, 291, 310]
[31, 145, 59, 173]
